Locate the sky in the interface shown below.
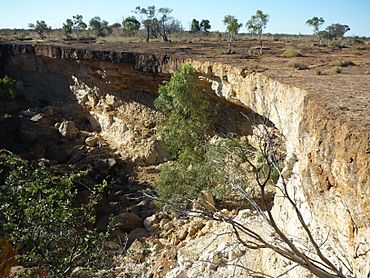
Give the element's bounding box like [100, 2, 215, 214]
[1, 0, 370, 36]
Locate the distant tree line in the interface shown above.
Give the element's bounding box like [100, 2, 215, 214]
[27, 7, 352, 54]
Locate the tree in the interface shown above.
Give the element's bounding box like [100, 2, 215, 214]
[246, 10, 269, 54]
[200, 19, 211, 33]
[0, 75, 16, 100]
[122, 16, 141, 36]
[154, 64, 220, 206]
[306, 17, 325, 44]
[223, 15, 242, 54]
[135, 6, 156, 42]
[326, 23, 350, 40]
[89, 16, 110, 37]
[72, 14, 87, 40]
[190, 19, 200, 33]
[0, 151, 114, 277]
[62, 18, 73, 40]
[28, 20, 51, 39]
[154, 7, 173, 42]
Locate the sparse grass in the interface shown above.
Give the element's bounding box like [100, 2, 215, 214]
[330, 59, 355, 67]
[331, 66, 342, 74]
[288, 60, 309, 70]
[216, 48, 225, 55]
[281, 49, 302, 57]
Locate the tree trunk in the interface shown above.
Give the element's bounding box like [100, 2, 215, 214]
[227, 34, 233, 54]
[259, 33, 263, 55]
[146, 28, 150, 43]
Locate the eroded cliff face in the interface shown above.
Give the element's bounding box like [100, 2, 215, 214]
[0, 43, 368, 277]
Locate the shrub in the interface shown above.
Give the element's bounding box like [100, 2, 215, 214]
[0, 151, 113, 277]
[0, 76, 16, 100]
[331, 66, 342, 74]
[154, 65, 221, 206]
[281, 49, 302, 57]
[330, 59, 355, 67]
[288, 61, 309, 70]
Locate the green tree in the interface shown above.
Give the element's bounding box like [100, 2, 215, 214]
[326, 23, 350, 40]
[135, 5, 156, 42]
[223, 15, 242, 54]
[72, 14, 87, 40]
[0, 152, 113, 277]
[0, 76, 16, 101]
[306, 17, 325, 44]
[122, 16, 141, 36]
[246, 10, 269, 54]
[62, 18, 73, 39]
[28, 20, 51, 39]
[89, 16, 110, 37]
[190, 19, 200, 33]
[200, 19, 211, 33]
[154, 65, 219, 206]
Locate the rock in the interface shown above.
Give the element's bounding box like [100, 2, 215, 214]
[144, 214, 160, 232]
[85, 136, 98, 147]
[116, 212, 143, 232]
[41, 105, 54, 116]
[29, 113, 44, 122]
[127, 227, 150, 246]
[58, 120, 79, 139]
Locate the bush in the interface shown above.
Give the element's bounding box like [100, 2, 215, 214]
[330, 59, 355, 67]
[0, 151, 113, 277]
[331, 66, 342, 74]
[288, 61, 309, 70]
[281, 49, 302, 57]
[0, 76, 16, 100]
[154, 65, 222, 206]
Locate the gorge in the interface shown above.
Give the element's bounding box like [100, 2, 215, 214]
[0, 42, 369, 277]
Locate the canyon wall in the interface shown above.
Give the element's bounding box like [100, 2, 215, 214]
[0, 43, 368, 277]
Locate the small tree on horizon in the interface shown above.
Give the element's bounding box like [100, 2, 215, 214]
[223, 15, 242, 54]
[190, 19, 201, 33]
[89, 16, 110, 37]
[28, 20, 51, 39]
[246, 10, 269, 54]
[135, 5, 156, 42]
[122, 16, 141, 36]
[72, 14, 87, 40]
[200, 19, 211, 34]
[62, 18, 73, 40]
[326, 23, 350, 40]
[306, 16, 325, 44]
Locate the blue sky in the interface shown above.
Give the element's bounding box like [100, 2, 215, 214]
[2, 0, 370, 36]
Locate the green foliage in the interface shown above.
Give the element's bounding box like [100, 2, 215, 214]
[325, 23, 350, 40]
[72, 14, 87, 40]
[62, 19, 73, 39]
[155, 65, 219, 206]
[190, 19, 200, 33]
[89, 16, 110, 37]
[200, 19, 211, 33]
[223, 15, 242, 37]
[0, 75, 16, 100]
[223, 15, 242, 53]
[306, 17, 325, 36]
[122, 16, 141, 36]
[28, 20, 50, 39]
[246, 10, 269, 54]
[0, 152, 113, 277]
[281, 49, 302, 57]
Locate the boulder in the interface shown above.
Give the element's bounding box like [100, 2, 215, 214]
[58, 120, 79, 139]
[116, 212, 142, 232]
